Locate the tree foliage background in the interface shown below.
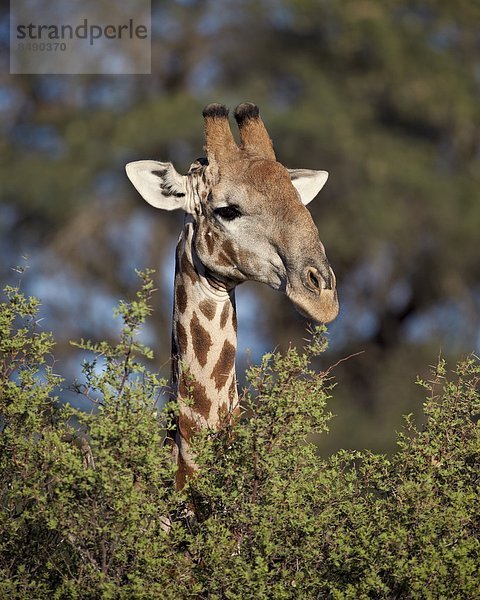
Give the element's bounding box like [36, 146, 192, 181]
[1, 0, 479, 452]
[1, 276, 479, 598]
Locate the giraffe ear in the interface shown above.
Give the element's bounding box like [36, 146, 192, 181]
[125, 160, 192, 212]
[288, 169, 329, 205]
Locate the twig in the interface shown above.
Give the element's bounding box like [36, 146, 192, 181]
[320, 350, 365, 378]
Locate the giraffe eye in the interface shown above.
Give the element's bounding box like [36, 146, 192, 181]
[214, 205, 242, 221]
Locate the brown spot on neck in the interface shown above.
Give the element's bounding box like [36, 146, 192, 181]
[228, 377, 237, 402]
[178, 375, 212, 420]
[178, 412, 200, 441]
[220, 302, 230, 329]
[176, 322, 188, 353]
[211, 340, 236, 390]
[176, 452, 196, 491]
[199, 299, 216, 320]
[190, 312, 212, 368]
[175, 282, 187, 314]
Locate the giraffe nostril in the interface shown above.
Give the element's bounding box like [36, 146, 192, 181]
[305, 267, 321, 292]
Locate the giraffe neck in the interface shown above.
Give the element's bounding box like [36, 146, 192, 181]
[170, 218, 238, 488]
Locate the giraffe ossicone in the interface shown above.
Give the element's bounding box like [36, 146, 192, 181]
[126, 102, 339, 489]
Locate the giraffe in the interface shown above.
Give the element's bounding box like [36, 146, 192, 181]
[126, 102, 339, 489]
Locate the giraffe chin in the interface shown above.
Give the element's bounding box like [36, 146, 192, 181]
[287, 286, 339, 324]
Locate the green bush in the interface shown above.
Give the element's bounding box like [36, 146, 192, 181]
[0, 274, 479, 599]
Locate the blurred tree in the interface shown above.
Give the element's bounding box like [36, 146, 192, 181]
[1, 0, 479, 452]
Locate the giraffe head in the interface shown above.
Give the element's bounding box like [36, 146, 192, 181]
[126, 103, 339, 323]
